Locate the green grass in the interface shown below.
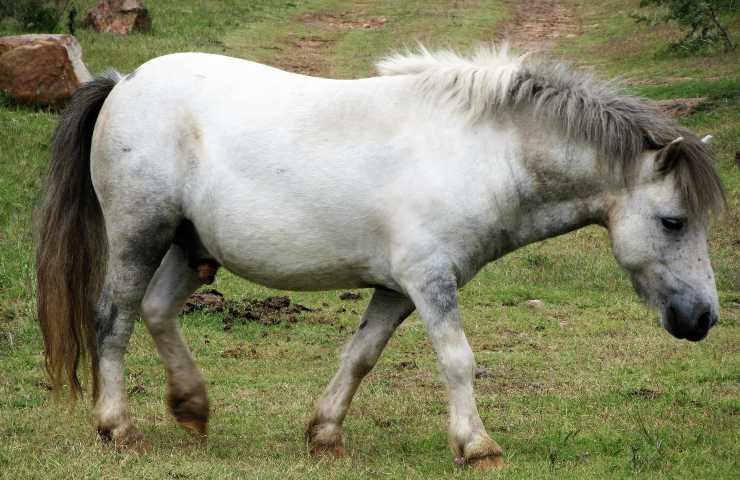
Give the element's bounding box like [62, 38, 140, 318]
[1, 1, 739, 478]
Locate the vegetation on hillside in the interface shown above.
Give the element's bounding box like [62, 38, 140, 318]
[631, 0, 736, 53]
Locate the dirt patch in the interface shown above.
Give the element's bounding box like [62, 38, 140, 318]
[221, 344, 259, 359]
[651, 97, 706, 117]
[339, 291, 362, 301]
[272, 35, 334, 76]
[183, 289, 313, 330]
[271, 10, 387, 76]
[299, 11, 387, 31]
[474, 366, 493, 379]
[631, 76, 722, 86]
[34, 379, 52, 391]
[498, 0, 579, 51]
[625, 387, 663, 400]
[395, 360, 418, 370]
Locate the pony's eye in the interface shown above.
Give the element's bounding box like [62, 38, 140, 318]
[661, 217, 685, 232]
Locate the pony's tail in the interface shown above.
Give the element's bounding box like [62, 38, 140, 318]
[36, 71, 121, 405]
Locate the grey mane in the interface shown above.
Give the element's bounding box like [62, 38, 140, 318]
[377, 46, 725, 218]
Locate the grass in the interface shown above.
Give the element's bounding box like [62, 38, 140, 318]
[1, 0, 739, 478]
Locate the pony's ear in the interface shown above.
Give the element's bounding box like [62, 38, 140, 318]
[701, 134, 713, 145]
[655, 136, 683, 173]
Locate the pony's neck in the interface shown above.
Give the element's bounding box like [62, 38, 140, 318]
[495, 124, 619, 255]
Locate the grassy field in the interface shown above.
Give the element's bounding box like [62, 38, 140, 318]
[1, 1, 738, 478]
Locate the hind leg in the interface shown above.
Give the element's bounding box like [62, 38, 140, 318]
[93, 226, 173, 449]
[141, 244, 209, 438]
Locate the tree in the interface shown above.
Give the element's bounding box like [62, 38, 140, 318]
[632, 0, 736, 53]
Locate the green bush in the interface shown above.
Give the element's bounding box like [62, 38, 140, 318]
[0, 0, 69, 33]
[632, 0, 736, 53]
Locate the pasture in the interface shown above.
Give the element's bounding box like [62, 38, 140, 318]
[1, 1, 738, 478]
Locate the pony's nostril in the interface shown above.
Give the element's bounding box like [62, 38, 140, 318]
[697, 311, 712, 332]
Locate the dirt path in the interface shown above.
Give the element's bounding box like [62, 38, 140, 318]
[272, 10, 387, 77]
[498, 0, 579, 51]
[496, 1, 702, 118]
[272, 1, 580, 76]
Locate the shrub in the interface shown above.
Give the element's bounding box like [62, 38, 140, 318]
[631, 0, 736, 53]
[0, 0, 70, 33]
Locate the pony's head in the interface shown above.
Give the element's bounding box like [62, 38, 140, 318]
[608, 135, 724, 341]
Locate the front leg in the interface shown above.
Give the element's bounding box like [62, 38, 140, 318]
[404, 270, 503, 469]
[307, 288, 414, 456]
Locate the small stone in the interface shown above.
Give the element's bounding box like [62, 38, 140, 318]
[524, 299, 544, 309]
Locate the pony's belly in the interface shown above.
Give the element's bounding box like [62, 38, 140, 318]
[201, 221, 391, 291]
[219, 256, 381, 291]
[191, 183, 395, 292]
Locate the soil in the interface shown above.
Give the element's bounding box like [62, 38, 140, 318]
[299, 11, 387, 31]
[626, 387, 663, 399]
[272, 10, 386, 77]
[221, 344, 259, 359]
[339, 291, 362, 301]
[498, 3, 703, 120]
[652, 97, 707, 117]
[183, 289, 313, 329]
[498, 0, 579, 51]
[272, 35, 335, 76]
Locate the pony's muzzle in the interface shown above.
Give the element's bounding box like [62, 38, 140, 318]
[663, 295, 717, 342]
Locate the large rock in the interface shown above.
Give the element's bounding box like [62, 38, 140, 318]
[0, 35, 92, 106]
[84, 0, 151, 34]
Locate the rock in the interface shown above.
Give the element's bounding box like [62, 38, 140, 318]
[84, 0, 151, 34]
[524, 299, 544, 309]
[0, 34, 92, 106]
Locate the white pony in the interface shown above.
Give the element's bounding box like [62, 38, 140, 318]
[37, 46, 724, 468]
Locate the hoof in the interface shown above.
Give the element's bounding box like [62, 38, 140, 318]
[467, 454, 505, 470]
[178, 417, 208, 440]
[98, 425, 151, 453]
[305, 417, 346, 459]
[168, 383, 210, 439]
[454, 436, 504, 469]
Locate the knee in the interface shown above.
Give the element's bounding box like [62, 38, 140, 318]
[141, 295, 173, 333]
[442, 344, 476, 383]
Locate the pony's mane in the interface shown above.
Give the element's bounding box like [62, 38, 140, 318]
[377, 46, 725, 218]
